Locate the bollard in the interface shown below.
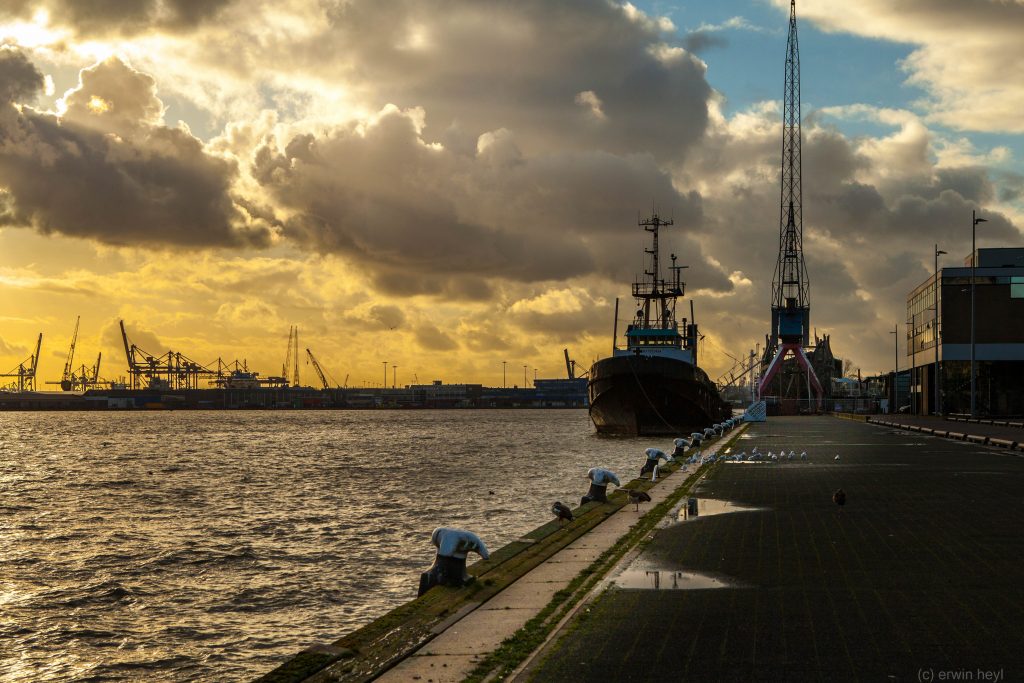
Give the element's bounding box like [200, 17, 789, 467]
[418, 527, 490, 597]
[582, 467, 621, 505]
[581, 481, 609, 505]
[641, 448, 669, 478]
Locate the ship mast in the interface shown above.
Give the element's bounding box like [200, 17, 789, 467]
[634, 213, 679, 330]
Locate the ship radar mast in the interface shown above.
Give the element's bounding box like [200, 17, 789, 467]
[633, 212, 681, 331]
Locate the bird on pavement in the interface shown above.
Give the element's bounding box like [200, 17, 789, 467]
[624, 489, 652, 512]
[552, 501, 573, 526]
[834, 454, 840, 461]
[832, 489, 846, 507]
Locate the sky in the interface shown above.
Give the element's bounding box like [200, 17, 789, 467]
[1, 0, 1022, 389]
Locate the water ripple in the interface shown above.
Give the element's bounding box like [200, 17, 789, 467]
[0, 409, 651, 682]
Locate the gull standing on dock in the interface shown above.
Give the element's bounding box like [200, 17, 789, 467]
[551, 501, 573, 527]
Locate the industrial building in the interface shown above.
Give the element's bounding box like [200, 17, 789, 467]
[906, 246, 1024, 416]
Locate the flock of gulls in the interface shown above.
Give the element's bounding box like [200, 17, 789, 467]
[551, 414, 847, 526]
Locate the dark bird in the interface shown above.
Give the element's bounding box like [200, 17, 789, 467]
[552, 501, 573, 526]
[833, 489, 846, 507]
[624, 489, 652, 512]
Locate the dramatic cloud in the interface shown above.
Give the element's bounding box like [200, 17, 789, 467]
[255, 105, 729, 296]
[677, 99, 1021, 371]
[0, 45, 43, 103]
[790, 0, 1024, 133]
[1, 1, 1022, 382]
[0, 0, 235, 36]
[0, 52, 272, 248]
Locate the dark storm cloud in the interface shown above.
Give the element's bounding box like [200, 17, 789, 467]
[0, 46, 43, 103]
[0, 0, 235, 36]
[0, 53, 271, 248]
[255, 106, 733, 294]
[289, 0, 713, 162]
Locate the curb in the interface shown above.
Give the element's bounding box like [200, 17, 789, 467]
[868, 419, 1024, 455]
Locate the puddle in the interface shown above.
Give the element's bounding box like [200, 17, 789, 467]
[613, 568, 733, 590]
[675, 498, 763, 522]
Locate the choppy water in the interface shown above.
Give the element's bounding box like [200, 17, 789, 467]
[0, 410, 654, 682]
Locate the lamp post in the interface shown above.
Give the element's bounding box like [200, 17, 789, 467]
[382, 361, 387, 389]
[890, 324, 899, 413]
[971, 210, 987, 417]
[934, 245, 946, 415]
[502, 360, 507, 388]
[523, 365, 527, 388]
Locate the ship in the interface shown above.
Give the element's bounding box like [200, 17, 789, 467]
[588, 212, 731, 435]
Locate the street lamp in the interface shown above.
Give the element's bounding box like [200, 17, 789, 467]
[382, 361, 388, 389]
[502, 360, 507, 388]
[971, 210, 988, 417]
[934, 245, 946, 415]
[523, 364, 528, 388]
[890, 324, 899, 413]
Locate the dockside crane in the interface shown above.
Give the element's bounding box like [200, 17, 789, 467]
[305, 348, 334, 389]
[1, 333, 42, 392]
[119, 320, 222, 390]
[61, 316, 79, 391]
[758, 0, 823, 409]
[282, 326, 300, 387]
[563, 348, 589, 380]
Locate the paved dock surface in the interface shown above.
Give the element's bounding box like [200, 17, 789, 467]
[527, 417, 1024, 682]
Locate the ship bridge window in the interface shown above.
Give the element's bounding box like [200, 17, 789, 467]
[1012, 276, 1024, 298]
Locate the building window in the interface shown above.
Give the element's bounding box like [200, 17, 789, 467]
[1012, 276, 1024, 299]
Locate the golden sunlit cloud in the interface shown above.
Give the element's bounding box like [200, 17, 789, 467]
[86, 94, 109, 113]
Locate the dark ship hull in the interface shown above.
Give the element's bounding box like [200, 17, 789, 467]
[588, 354, 731, 436]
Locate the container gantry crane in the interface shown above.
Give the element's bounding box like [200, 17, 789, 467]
[1, 333, 42, 392]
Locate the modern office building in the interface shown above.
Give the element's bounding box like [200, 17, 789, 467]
[906, 247, 1024, 416]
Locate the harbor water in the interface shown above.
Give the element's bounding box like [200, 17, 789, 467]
[0, 410, 652, 682]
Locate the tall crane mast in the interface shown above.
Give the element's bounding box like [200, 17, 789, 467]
[283, 326, 301, 387]
[61, 316, 80, 391]
[759, 0, 823, 408]
[771, 0, 809, 344]
[305, 348, 330, 389]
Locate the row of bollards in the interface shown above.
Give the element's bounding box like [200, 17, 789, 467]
[417, 416, 745, 596]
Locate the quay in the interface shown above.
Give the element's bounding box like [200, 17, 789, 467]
[261, 416, 1024, 682]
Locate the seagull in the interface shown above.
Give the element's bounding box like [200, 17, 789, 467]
[800, 451, 807, 461]
[834, 454, 841, 461]
[767, 451, 775, 459]
[624, 489, 652, 511]
[833, 489, 846, 507]
[771, 454, 778, 461]
[788, 450, 796, 458]
[552, 501, 574, 526]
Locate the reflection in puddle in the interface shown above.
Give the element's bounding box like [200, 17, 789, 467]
[676, 498, 763, 522]
[614, 569, 732, 590]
